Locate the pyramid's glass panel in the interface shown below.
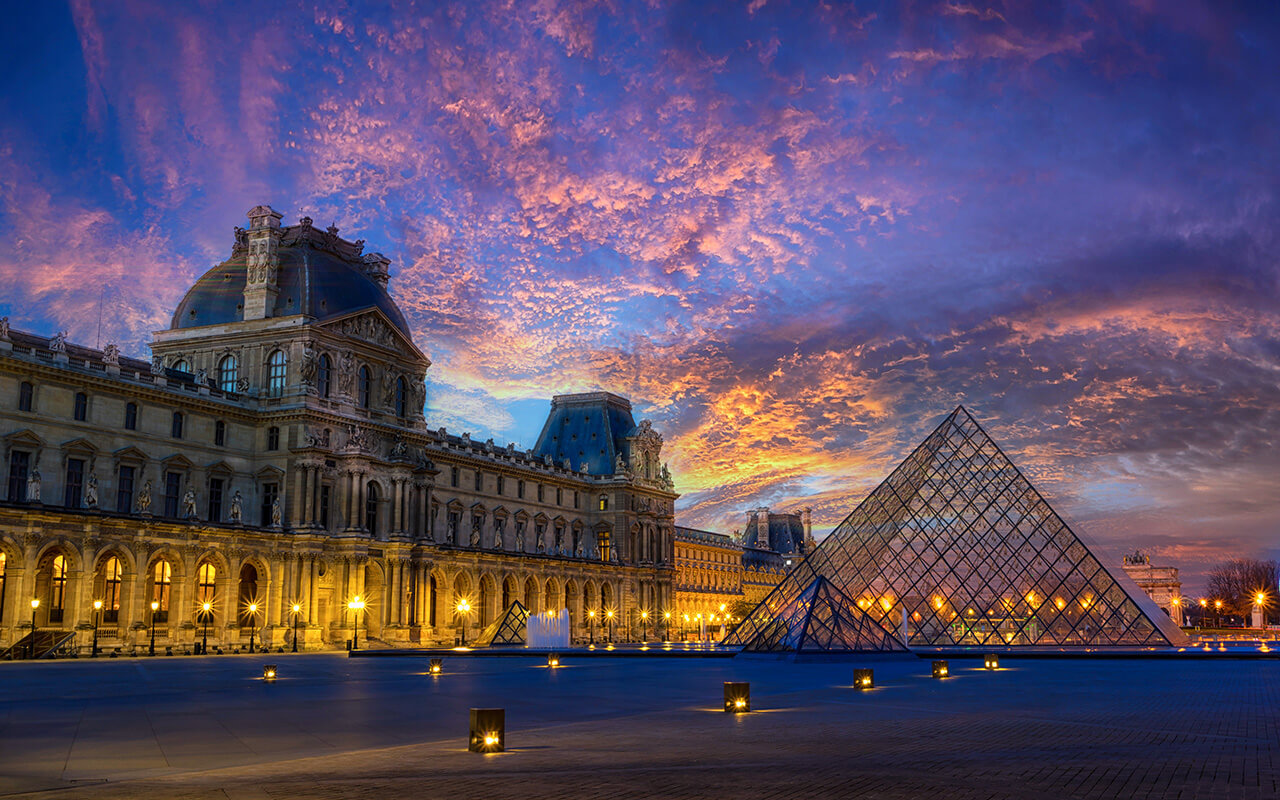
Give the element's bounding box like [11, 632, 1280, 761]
[727, 408, 1189, 649]
[477, 601, 529, 646]
[734, 575, 908, 653]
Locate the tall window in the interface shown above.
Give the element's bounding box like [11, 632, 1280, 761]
[267, 426, 280, 451]
[218, 355, 238, 392]
[395, 376, 407, 417]
[365, 482, 379, 533]
[556, 487, 563, 506]
[163, 471, 182, 517]
[518, 480, 525, 499]
[537, 484, 544, 503]
[267, 350, 287, 398]
[49, 554, 66, 623]
[7, 450, 29, 502]
[597, 530, 611, 563]
[208, 478, 224, 521]
[18, 381, 33, 412]
[598, 494, 608, 511]
[124, 402, 137, 430]
[573, 490, 579, 510]
[64, 459, 85, 508]
[318, 354, 332, 398]
[215, 420, 226, 447]
[260, 482, 278, 527]
[474, 471, 483, 491]
[102, 556, 121, 623]
[0, 552, 6, 623]
[450, 466, 459, 488]
[238, 564, 258, 626]
[152, 560, 172, 623]
[73, 392, 88, 421]
[497, 475, 505, 496]
[116, 465, 135, 512]
[320, 485, 331, 529]
[171, 411, 184, 439]
[358, 366, 371, 408]
[197, 563, 217, 605]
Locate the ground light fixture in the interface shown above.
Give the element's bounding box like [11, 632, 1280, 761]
[429, 657, 443, 675]
[984, 654, 999, 670]
[932, 660, 950, 679]
[263, 664, 277, 681]
[854, 668, 874, 689]
[469, 708, 505, 752]
[723, 681, 751, 713]
[547, 653, 561, 668]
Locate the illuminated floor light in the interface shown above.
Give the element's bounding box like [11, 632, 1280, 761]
[547, 653, 561, 668]
[854, 668, 874, 689]
[723, 681, 750, 713]
[469, 708, 505, 753]
[932, 660, 949, 679]
[262, 664, 277, 681]
[429, 657, 443, 675]
[984, 654, 999, 670]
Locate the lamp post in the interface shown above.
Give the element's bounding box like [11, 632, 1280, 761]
[606, 608, 614, 643]
[1215, 599, 1223, 628]
[348, 596, 366, 650]
[456, 598, 471, 646]
[149, 600, 159, 656]
[92, 599, 103, 658]
[291, 603, 302, 653]
[28, 599, 39, 659]
[247, 602, 259, 653]
[1170, 596, 1181, 627]
[1254, 591, 1268, 630]
[641, 610, 649, 642]
[663, 610, 671, 642]
[1199, 598, 1208, 628]
[587, 609, 595, 645]
[200, 601, 212, 655]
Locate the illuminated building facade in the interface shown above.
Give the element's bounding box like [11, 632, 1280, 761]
[0, 206, 676, 656]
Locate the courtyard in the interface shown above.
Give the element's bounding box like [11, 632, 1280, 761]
[0, 651, 1277, 798]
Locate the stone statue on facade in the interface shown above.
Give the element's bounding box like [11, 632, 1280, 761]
[235, 376, 249, 393]
[229, 490, 243, 524]
[494, 520, 506, 550]
[195, 368, 208, 386]
[49, 331, 67, 353]
[299, 345, 318, 388]
[136, 480, 153, 514]
[337, 350, 355, 397]
[554, 527, 564, 553]
[535, 526, 546, 554]
[389, 435, 408, 460]
[614, 452, 626, 475]
[150, 356, 165, 376]
[383, 374, 398, 409]
[515, 519, 525, 552]
[0, 316, 9, 340]
[469, 519, 481, 547]
[85, 472, 99, 509]
[304, 427, 330, 448]
[661, 462, 673, 489]
[26, 468, 41, 503]
[101, 343, 119, 366]
[270, 496, 282, 528]
[182, 487, 198, 519]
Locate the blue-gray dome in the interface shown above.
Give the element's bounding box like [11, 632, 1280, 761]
[171, 220, 411, 336]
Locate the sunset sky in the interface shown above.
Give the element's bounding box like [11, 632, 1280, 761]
[1, 1, 1276, 591]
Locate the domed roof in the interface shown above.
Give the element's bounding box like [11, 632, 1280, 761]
[170, 218, 412, 336]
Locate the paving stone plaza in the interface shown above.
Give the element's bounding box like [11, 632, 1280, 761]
[1, 651, 1276, 799]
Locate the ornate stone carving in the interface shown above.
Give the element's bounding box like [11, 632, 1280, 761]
[0, 316, 9, 340]
[334, 314, 397, 349]
[469, 518, 481, 547]
[26, 468, 41, 503]
[195, 368, 208, 386]
[136, 480, 153, 514]
[85, 472, 99, 509]
[229, 490, 244, 524]
[343, 424, 370, 453]
[337, 350, 355, 398]
[389, 436, 408, 461]
[304, 427, 331, 449]
[49, 331, 67, 353]
[101, 343, 119, 366]
[270, 496, 282, 529]
[150, 356, 165, 376]
[300, 344, 318, 389]
[182, 487, 198, 519]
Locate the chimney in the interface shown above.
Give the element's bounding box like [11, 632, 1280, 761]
[243, 205, 283, 320]
[362, 252, 391, 290]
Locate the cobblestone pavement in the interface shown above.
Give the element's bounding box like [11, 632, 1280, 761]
[1, 652, 1275, 799]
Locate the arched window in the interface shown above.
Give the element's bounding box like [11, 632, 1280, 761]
[317, 354, 332, 398]
[103, 556, 121, 623]
[395, 376, 407, 417]
[358, 366, 371, 409]
[365, 482, 379, 533]
[18, 381, 32, 412]
[266, 350, 287, 398]
[124, 402, 137, 430]
[218, 355, 239, 392]
[238, 564, 258, 626]
[172, 360, 190, 373]
[49, 554, 67, 623]
[152, 560, 172, 623]
[74, 392, 88, 421]
[598, 494, 608, 511]
[197, 563, 217, 606]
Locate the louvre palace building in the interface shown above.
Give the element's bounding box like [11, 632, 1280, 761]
[0, 205, 682, 655]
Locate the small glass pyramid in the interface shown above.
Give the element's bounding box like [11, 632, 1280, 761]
[476, 601, 530, 646]
[737, 574, 909, 653]
[726, 407, 1190, 649]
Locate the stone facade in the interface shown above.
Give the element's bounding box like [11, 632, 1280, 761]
[1121, 551, 1184, 627]
[673, 526, 742, 639]
[0, 206, 676, 655]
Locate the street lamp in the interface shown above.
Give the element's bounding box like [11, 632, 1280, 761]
[29, 599, 39, 659]
[1254, 591, 1268, 629]
[456, 598, 472, 646]
[587, 609, 596, 645]
[200, 601, 212, 654]
[1215, 599, 1223, 628]
[247, 602, 259, 653]
[92, 599, 103, 658]
[606, 608, 614, 643]
[149, 600, 159, 656]
[348, 596, 366, 650]
[1199, 597, 1208, 628]
[663, 610, 671, 642]
[291, 603, 302, 653]
[641, 609, 649, 642]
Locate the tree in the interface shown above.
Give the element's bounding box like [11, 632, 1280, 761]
[1206, 559, 1280, 619]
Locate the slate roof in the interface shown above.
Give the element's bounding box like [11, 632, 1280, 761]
[742, 511, 806, 554]
[531, 392, 637, 476]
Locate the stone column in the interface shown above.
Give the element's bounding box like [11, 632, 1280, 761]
[291, 464, 306, 528]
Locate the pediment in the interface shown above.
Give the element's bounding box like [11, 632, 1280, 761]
[205, 460, 235, 475]
[255, 465, 285, 479]
[160, 453, 195, 469]
[61, 437, 99, 454]
[492, 505, 508, 518]
[113, 445, 149, 463]
[319, 308, 429, 367]
[6, 429, 46, 447]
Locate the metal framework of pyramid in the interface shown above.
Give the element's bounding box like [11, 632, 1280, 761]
[726, 407, 1190, 649]
[476, 601, 530, 646]
[737, 575, 909, 653]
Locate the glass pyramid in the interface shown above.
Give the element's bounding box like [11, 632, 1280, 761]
[726, 407, 1190, 649]
[476, 601, 530, 646]
[737, 575, 909, 653]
